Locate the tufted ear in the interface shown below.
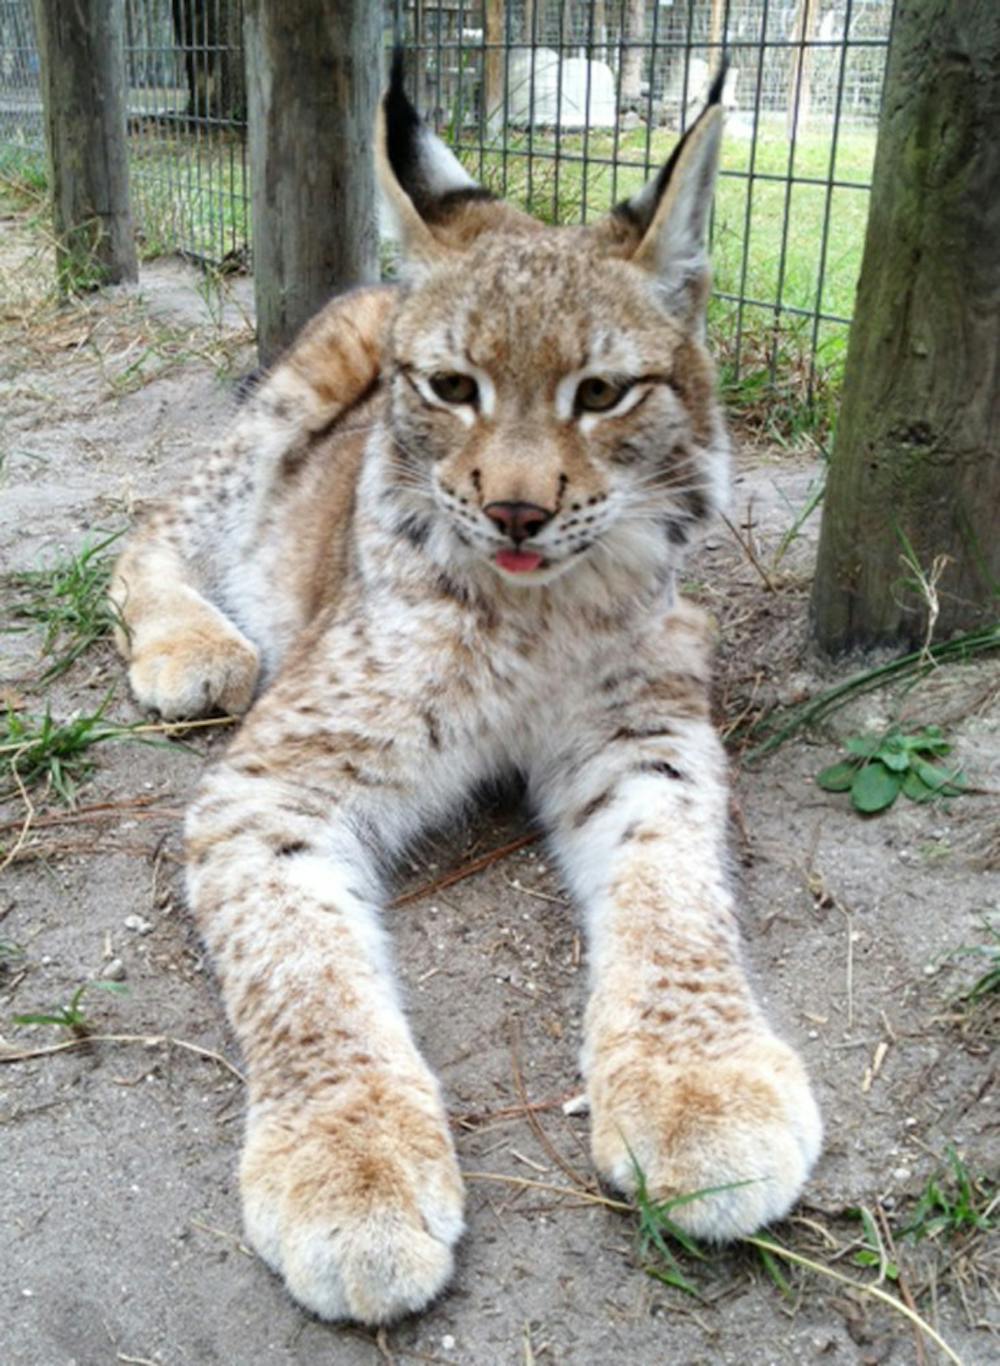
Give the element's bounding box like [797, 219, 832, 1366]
[377, 51, 537, 267]
[598, 66, 727, 331]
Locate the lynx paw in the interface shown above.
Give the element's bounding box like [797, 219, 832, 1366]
[128, 627, 259, 719]
[240, 1089, 465, 1324]
[589, 1034, 821, 1239]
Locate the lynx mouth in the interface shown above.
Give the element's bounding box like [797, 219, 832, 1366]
[494, 548, 544, 573]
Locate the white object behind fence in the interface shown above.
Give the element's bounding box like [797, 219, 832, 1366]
[505, 48, 616, 129]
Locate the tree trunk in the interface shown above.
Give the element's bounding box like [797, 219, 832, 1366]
[245, 0, 380, 367]
[171, 0, 246, 124]
[620, 0, 645, 105]
[810, 0, 1000, 654]
[32, 0, 137, 291]
[483, 0, 506, 133]
[786, 0, 819, 137]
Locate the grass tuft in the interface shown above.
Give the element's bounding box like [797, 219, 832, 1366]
[5, 531, 126, 682]
[13, 979, 129, 1040]
[741, 623, 1000, 762]
[901, 1147, 996, 1244]
[1, 696, 119, 805]
[950, 918, 1000, 1004]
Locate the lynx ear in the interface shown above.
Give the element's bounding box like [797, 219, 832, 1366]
[377, 51, 497, 264]
[607, 67, 727, 329]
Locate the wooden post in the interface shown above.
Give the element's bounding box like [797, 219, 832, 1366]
[484, 0, 506, 135]
[32, 0, 137, 291]
[811, 0, 1000, 653]
[620, 0, 645, 105]
[244, 0, 381, 367]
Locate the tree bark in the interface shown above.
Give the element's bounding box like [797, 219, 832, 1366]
[32, 0, 137, 291]
[810, 0, 1000, 654]
[245, 0, 380, 367]
[620, 0, 645, 105]
[171, 0, 246, 123]
[483, 0, 506, 133]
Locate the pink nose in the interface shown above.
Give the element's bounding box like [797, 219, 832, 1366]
[483, 501, 553, 543]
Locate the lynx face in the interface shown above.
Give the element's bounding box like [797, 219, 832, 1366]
[378, 66, 730, 589]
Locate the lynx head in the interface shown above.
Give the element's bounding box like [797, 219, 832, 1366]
[377, 54, 729, 592]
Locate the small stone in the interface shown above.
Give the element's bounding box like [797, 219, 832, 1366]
[807, 1029, 819, 1040]
[102, 958, 127, 981]
[892, 1165, 911, 1182]
[441, 1335, 456, 1351]
[124, 914, 153, 934]
[923, 963, 937, 976]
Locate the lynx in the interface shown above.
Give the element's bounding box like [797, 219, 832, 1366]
[110, 62, 821, 1325]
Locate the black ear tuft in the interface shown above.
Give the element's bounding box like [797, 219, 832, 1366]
[381, 48, 493, 228]
[706, 59, 729, 108]
[385, 48, 424, 205]
[611, 64, 727, 236]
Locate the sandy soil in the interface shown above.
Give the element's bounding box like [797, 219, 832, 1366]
[1, 201, 997, 1366]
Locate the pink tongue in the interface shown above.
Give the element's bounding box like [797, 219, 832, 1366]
[495, 548, 544, 573]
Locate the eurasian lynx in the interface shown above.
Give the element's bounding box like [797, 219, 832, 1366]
[111, 61, 821, 1325]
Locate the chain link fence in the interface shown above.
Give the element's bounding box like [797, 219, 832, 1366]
[0, 1, 893, 412]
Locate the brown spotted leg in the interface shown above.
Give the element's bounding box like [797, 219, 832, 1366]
[530, 604, 822, 1237]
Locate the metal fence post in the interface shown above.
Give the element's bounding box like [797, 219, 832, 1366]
[31, 0, 138, 291]
[244, 0, 381, 367]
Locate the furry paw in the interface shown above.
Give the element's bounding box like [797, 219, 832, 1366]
[128, 627, 259, 719]
[240, 1087, 465, 1324]
[588, 1034, 821, 1239]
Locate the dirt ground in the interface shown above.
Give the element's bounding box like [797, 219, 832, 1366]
[1, 200, 997, 1366]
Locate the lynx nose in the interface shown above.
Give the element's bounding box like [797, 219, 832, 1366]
[483, 501, 554, 543]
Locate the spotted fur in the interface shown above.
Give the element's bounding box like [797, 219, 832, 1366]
[111, 64, 821, 1325]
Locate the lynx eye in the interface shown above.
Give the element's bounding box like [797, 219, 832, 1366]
[575, 376, 630, 413]
[429, 372, 479, 405]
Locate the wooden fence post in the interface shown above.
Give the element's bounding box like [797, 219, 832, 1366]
[32, 0, 138, 291]
[810, 0, 1000, 652]
[244, 0, 381, 368]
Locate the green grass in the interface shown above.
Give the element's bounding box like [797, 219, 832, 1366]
[5, 531, 125, 682]
[901, 1147, 996, 1244]
[0, 144, 48, 197]
[741, 622, 1000, 762]
[1, 696, 120, 805]
[127, 131, 249, 263]
[950, 919, 1000, 1004]
[13, 979, 129, 1038]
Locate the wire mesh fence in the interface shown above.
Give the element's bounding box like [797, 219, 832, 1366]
[0, 0, 893, 416]
[124, 0, 248, 266]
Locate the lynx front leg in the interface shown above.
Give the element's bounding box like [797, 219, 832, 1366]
[535, 611, 821, 1239]
[186, 700, 466, 1323]
[111, 537, 260, 718]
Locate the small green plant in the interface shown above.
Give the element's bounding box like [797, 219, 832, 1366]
[5, 531, 125, 681]
[901, 1147, 996, 1243]
[630, 1150, 760, 1296]
[816, 725, 966, 814]
[950, 918, 1000, 1003]
[632, 1162, 707, 1296]
[2, 697, 117, 804]
[848, 1206, 899, 1281]
[0, 940, 25, 964]
[14, 979, 129, 1038]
